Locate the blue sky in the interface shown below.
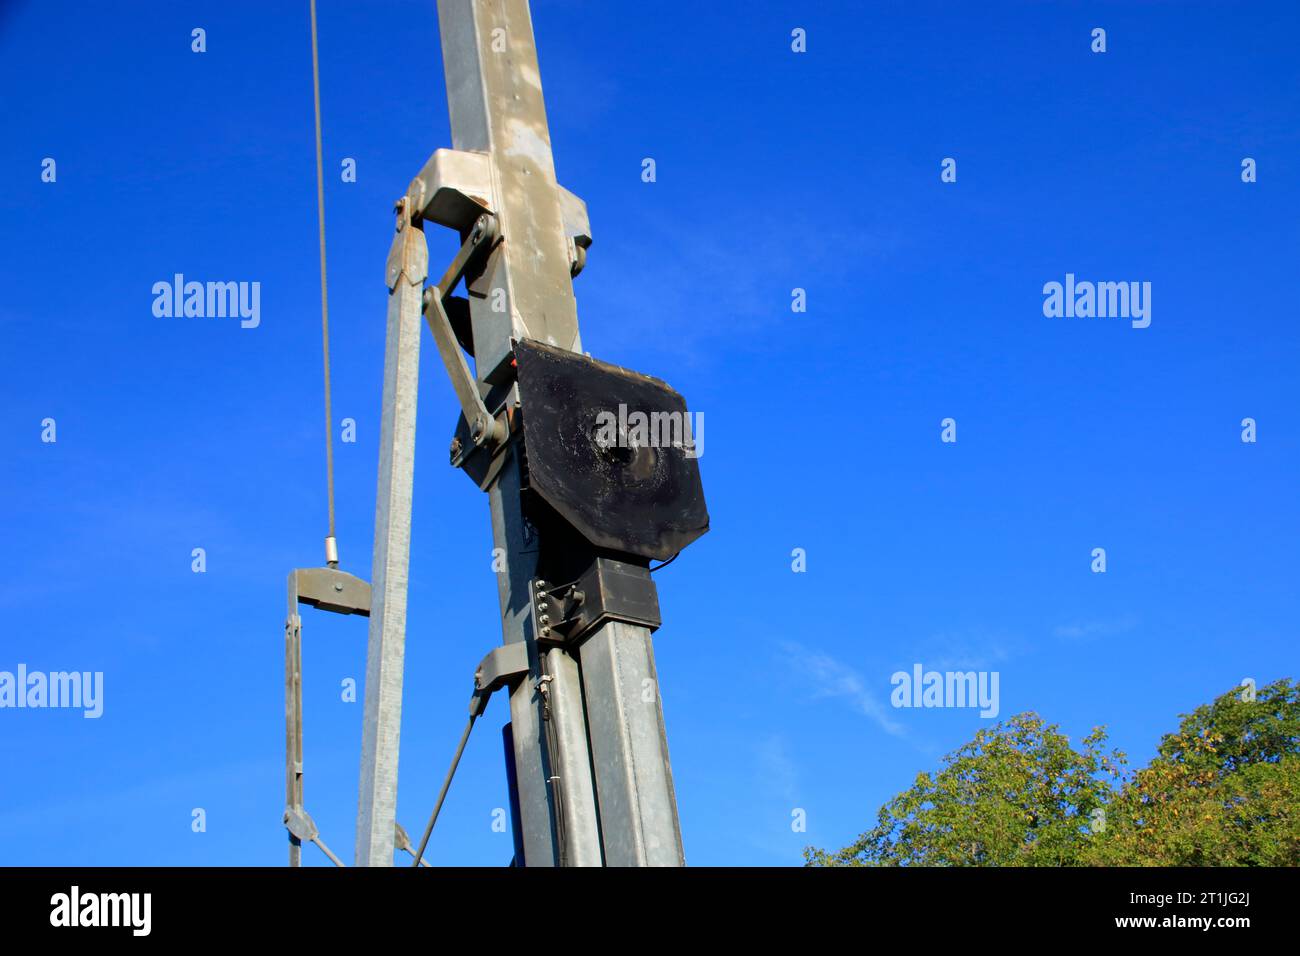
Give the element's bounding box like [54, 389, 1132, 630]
[1, 0, 1297, 866]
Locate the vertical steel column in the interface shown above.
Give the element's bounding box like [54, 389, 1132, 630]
[435, 0, 684, 866]
[285, 587, 304, 867]
[356, 203, 428, 866]
[438, 0, 602, 868]
[579, 621, 685, 865]
[483, 412, 602, 866]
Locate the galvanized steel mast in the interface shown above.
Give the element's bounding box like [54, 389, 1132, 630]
[294, 0, 708, 868]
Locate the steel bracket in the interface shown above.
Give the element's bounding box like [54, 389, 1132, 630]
[292, 566, 372, 617]
[285, 566, 371, 867]
[394, 821, 428, 866]
[385, 196, 429, 292]
[471, 642, 530, 717]
[282, 806, 345, 867]
[408, 147, 591, 278]
[530, 557, 661, 648]
[409, 148, 494, 231]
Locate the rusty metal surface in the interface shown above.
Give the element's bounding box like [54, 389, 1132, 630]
[438, 0, 581, 366]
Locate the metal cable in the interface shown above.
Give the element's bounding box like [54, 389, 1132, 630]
[309, 0, 336, 548]
[650, 551, 681, 573]
[538, 663, 569, 866]
[412, 715, 478, 866]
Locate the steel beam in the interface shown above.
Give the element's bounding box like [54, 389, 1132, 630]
[436, 0, 604, 868]
[437, 0, 581, 370]
[286, 567, 369, 867]
[356, 205, 428, 866]
[579, 622, 685, 865]
[285, 589, 303, 868]
[435, 0, 685, 866]
[485, 446, 601, 865]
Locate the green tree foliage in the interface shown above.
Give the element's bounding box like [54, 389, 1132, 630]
[804, 713, 1125, 866]
[1080, 679, 1300, 866]
[806, 679, 1299, 867]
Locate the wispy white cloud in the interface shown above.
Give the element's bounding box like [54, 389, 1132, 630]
[1053, 616, 1137, 642]
[781, 642, 906, 737]
[923, 630, 1017, 673]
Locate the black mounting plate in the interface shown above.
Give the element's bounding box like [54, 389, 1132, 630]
[514, 338, 708, 562]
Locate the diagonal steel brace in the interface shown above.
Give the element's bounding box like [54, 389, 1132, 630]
[421, 212, 507, 453]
